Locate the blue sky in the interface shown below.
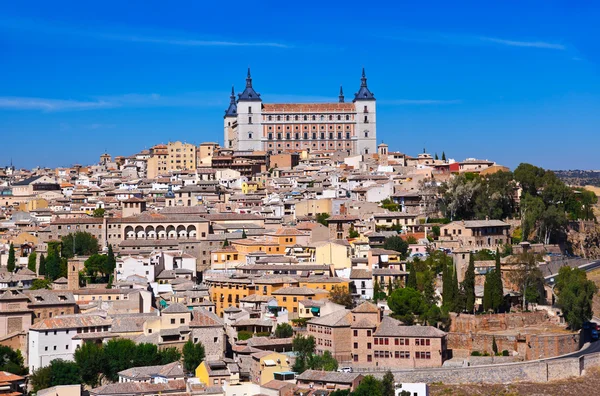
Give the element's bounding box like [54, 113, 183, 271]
[1, 1, 599, 170]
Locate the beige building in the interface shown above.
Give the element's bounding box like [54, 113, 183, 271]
[438, 220, 511, 250]
[197, 142, 219, 167]
[314, 240, 352, 270]
[294, 199, 332, 219]
[147, 141, 197, 178]
[249, 351, 291, 385]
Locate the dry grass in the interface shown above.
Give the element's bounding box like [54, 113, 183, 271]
[431, 368, 600, 396]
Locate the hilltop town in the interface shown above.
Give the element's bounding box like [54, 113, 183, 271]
[0, 71, 598, 396]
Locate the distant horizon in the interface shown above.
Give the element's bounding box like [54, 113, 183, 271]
[1, 1, 599, 169]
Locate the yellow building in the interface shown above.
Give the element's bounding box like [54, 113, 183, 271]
[147, 144, 168, 179]
[294, 199, 333, 218]
[196, 360, 237, 387]
[250, 351, 291, 385]
[314, 240, 352, 270]
[17, 198, 48, 212]
[241, 181, 259, 194]
[197, 142, 219, 167]
[271, 286, 329, 314]
[167, 141, 197, 172]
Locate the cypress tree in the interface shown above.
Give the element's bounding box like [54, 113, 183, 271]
[435, 153, 439, 160]
[388, 277, 393, 296]
[223, 239, 229, 248]
[442, 151, 446, 161]
[492, 249, 504, 312]
[106, 245, 116, 275]
[241, 229, 247, 239]
[7, 243, 16, 272]
[463, 253, 476, 313]
[442, 263, 451, 309]
[492, 336, 498, 355]
[373, 277, 380, 302]
[407, 262, 417, 290]
[483, 270, 494, 311]
[451, 264, 460, 311]
[28, 252, 37, 273]
[38, 254, 46, 276]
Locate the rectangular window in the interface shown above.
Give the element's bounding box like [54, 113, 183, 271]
[353, 330, 358, 337]
[171, 319, 175, 324]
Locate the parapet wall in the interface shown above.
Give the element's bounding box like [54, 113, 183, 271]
[450, 312, 549, 333]
[372, 351, 600, 384]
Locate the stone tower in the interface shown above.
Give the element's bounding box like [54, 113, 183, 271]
[378, 142, 389, 166]
[353, 68, 377, 156]
[67, 258, 82, 290]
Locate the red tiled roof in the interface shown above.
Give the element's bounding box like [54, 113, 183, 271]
[263, 103, 355, 112]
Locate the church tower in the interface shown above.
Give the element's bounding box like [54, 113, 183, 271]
[353, 68, 377, 156]
[223, 86, 238, 149]
[236, 68, 263, 151]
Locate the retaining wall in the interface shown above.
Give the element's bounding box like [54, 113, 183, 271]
[367, 351, 600, 384]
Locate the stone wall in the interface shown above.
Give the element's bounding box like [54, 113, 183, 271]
[365, 352, 600, 384]
[450, 312, 549, 333]
[447, 331, 580, 360]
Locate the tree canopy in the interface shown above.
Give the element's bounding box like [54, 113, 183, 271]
[30, 359, 81, 392]
[7, 243, 15, 272]
[329, 285, 354, 309]
[60, 231, 99, 258]
[28, 251, 37, 273]
[555, 266, 597, 330]
[274, 323, 294, 338]
[182, 340, 205, 373]
[0, 345, 27, 375]
[291, 334, 337, 374]
[382, 236, 409, 259]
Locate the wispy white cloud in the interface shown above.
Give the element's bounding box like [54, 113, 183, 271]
[0, 92, 228, 112]
[379, 99, 462, 105]
[0, 97, 113, 111]
[378, 30, 566, 51]
[0, 18, 290, 49]
[98, 33, 290, 48]
[479, 36, 565, 50]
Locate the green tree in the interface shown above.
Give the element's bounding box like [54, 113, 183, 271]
[133, 343, 161, 367]
[292, 334, 316, 374]
[7, 243, 15, 272]
[492, 336, 498, 355]
[483, 270, 495, 312]
[223, 239, 229, 247]
[84, 254, 109, 280]
[38, 253, 46, 276]
[508, 252, 545, 311]
[45, 242, 62, 281]
[555, 267, 597, 330]
[103, 338, 137, 382]
[492, 249, 504, 311]
[382, 370, 395, 396]
[462, 254, 476, 313]
[435, 153, 439, 160]
[92, 208, 106, 218]
[182, 340, 205, 373]
[31, 359, 81, 391]
[60, 231, 99, 258]
[441, 151, 446, 161]
[382, 236, 409, 259]
[275, 323, 294, 338]
[316, 213, 330, 226]
[348, 224, 359, 238]
[30, 278, 52, 290]
[106, 244, 116, 275]
[158, 347, 182, 365]
[406, 262, 417, 290]
[74, 341, 105, 387]
[241, 229, 247, 239]
[387, 287, 427, 325]
[28, 251, 37, 273]
[307, 350, 338, 371]
[353, 375, 383, 396]
[330, 285, 354, 308]
[373, 277, 381, 303]
[0, 345, 27, 375]
[30, 366, 51, 392]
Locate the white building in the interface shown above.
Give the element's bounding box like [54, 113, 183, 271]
[396, 383, 429, 396]
[151, 250, 196, 274]
[116, 255, 155, 282]
[224, 69, 377, 156]
[28, 314, 112, 373]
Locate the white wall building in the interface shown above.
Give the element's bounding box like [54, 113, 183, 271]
[116, 255, 155, 282]
[28, 314, 112, 373]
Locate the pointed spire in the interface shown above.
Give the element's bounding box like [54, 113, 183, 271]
[230, 86, 236, 104]
[353, 68, 375, 102]
[224, 85, 238, 118]
[339, 86, 345, 103]
[239, 68, 261, 101]
[246, 67, 253, 88]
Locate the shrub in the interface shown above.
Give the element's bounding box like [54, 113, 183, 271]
[237, 331, 253, 341]
[470, 351, 481, 356]
[502, 350, 510, 356]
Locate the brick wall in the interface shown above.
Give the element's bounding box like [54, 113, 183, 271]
[450, 312, 548, 333]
